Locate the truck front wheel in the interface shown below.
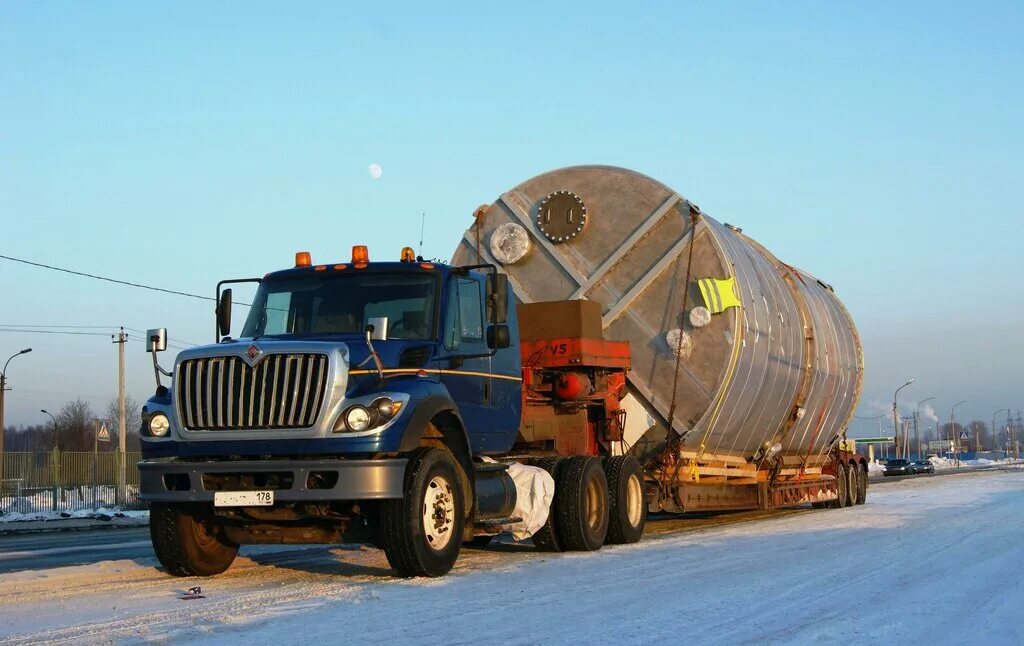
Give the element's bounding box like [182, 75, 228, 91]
[150, 503, 238, 577]
[382, 448, 465, 577]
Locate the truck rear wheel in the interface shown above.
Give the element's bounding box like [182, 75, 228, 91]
[555, 456, 609, 551]
[382, 448, 465, 577]
[830, 463, 849, 509]
[604, 455, 646, 544]
[845, 463, 858, 507]
[855, 463, 868, 505]
[528, 457, 564, 552]
[150, 503, 238, 577]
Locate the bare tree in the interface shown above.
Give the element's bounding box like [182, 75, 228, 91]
[105, 395, 142, 452]
[53, 399, 97, 452]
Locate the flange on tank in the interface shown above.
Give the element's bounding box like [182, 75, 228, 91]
[452, 165, 863, 464]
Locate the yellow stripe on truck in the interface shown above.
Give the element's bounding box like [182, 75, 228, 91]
[349, 368, 523, 382]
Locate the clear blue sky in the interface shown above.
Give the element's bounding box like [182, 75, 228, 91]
[1, 2, 1021, 434]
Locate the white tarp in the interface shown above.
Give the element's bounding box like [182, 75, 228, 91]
[501, 462, 556, 540]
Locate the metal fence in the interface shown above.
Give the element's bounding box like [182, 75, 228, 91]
[0, 451, 145, 515]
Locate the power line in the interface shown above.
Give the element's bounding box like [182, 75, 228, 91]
[0, 253, 213, 302]
[0, 328, 111, 337]
[0, 327, 189, 350]
[0, 324, 199, 348]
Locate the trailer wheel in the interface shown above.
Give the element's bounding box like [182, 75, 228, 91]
[528, 457, 564, 552]
[382, 448, 465, 577]
[855, 463, 868, 505]
[604, 455, 646, 544]
[556, 456, 609, 551]
[845, 463, 858, 507]
[830, 462, 849, 509]
[150, 503, 238, 577]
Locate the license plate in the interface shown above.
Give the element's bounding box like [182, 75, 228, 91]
[214, 491, 274, 507]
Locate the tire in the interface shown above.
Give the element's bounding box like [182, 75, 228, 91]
[604, 455, 646, 544]
[845, 462, 858, 507]
[528, 457, 565, 552]
[382, 448, 465, 577]
[555, 456, 609, 551]
[830, 462, 849, 509]
[855, 463, 868, 505]
[150, 503, 238, 577]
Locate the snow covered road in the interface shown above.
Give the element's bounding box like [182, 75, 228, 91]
[1, 469, 1022, 645]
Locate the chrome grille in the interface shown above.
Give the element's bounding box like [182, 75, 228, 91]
[176, 354, 329, 430]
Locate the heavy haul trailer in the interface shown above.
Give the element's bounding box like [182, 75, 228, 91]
[137, 165, 865, 578]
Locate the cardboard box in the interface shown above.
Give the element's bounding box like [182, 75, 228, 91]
[516, 299, 604, 342]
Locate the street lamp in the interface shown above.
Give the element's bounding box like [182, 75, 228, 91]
[41, 409, 58, 452]
[894, 379, 915, 459]
[951, 400, 967, 467]
[0, 348, 33, 474]
[993, 408, 1010, 458]
[916, 396, 935, 460]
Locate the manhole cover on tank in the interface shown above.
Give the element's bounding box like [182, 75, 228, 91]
[537, 190, 587, 243]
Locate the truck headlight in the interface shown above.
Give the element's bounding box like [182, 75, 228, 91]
[149, 413, 170, 437]
[335, 397, 405, 433]
[344, 406, 372, 432]
[374, 397, 401, 419]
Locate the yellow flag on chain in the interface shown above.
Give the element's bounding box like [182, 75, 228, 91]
[698, 277, 742, 314]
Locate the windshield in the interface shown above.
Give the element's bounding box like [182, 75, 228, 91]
[240, 272, 437, 340]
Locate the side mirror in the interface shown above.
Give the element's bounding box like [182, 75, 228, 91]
[146, 328, 167, 353]
[217, 289, 233, 339]
[487, 324, 510, 349]
[487, 273, 509, 324]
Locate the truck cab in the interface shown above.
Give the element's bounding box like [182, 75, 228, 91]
[139, 246, 527, 577]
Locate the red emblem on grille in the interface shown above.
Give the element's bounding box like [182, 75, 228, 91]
[246, 344, 262, 361]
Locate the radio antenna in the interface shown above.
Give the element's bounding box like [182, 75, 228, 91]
[418, 212, 426, 257]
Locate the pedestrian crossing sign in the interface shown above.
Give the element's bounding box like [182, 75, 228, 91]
[98, 422, 111, 442]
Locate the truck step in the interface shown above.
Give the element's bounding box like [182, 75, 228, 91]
[475, 516, 523, 527]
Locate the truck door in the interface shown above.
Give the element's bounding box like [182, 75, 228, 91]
[441, 274, 513, 453]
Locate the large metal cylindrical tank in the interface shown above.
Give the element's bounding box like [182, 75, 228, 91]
[452, 166, 863, 462]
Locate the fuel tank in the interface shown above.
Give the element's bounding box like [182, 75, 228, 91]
[451, 165, 863, 462]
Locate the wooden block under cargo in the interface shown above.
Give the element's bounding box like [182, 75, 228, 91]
[516, 300, 604, 342]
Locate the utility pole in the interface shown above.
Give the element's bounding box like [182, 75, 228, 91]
[894, 379, 914, 460]
[916, 397, 934, 462]
[113, 329, 127, 505]
[951, 400, 967, 467]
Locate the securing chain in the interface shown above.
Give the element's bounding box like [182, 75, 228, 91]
[649, 205, 701, 490]
[474, 205, 486, 262]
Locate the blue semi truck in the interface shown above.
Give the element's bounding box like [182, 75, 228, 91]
[139, 246, 646, 577]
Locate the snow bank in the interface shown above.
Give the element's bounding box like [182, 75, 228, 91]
[0, 485, 143, 519]
[0, 508, 148, 523]
[928, 456, 1023, 470]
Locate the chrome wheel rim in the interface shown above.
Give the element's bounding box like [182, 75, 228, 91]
[625, 473, 643, 527]
[586, 476, 603, 531]
[422, 475, 456, 551]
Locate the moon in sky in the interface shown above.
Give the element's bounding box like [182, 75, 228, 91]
[368, 163, 383, 180]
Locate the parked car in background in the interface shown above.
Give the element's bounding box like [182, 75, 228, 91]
[913, 460, 935, 474]
[883, 459, 915, 476]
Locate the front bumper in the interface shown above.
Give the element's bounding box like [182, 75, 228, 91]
[138, 458, 407, 503]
